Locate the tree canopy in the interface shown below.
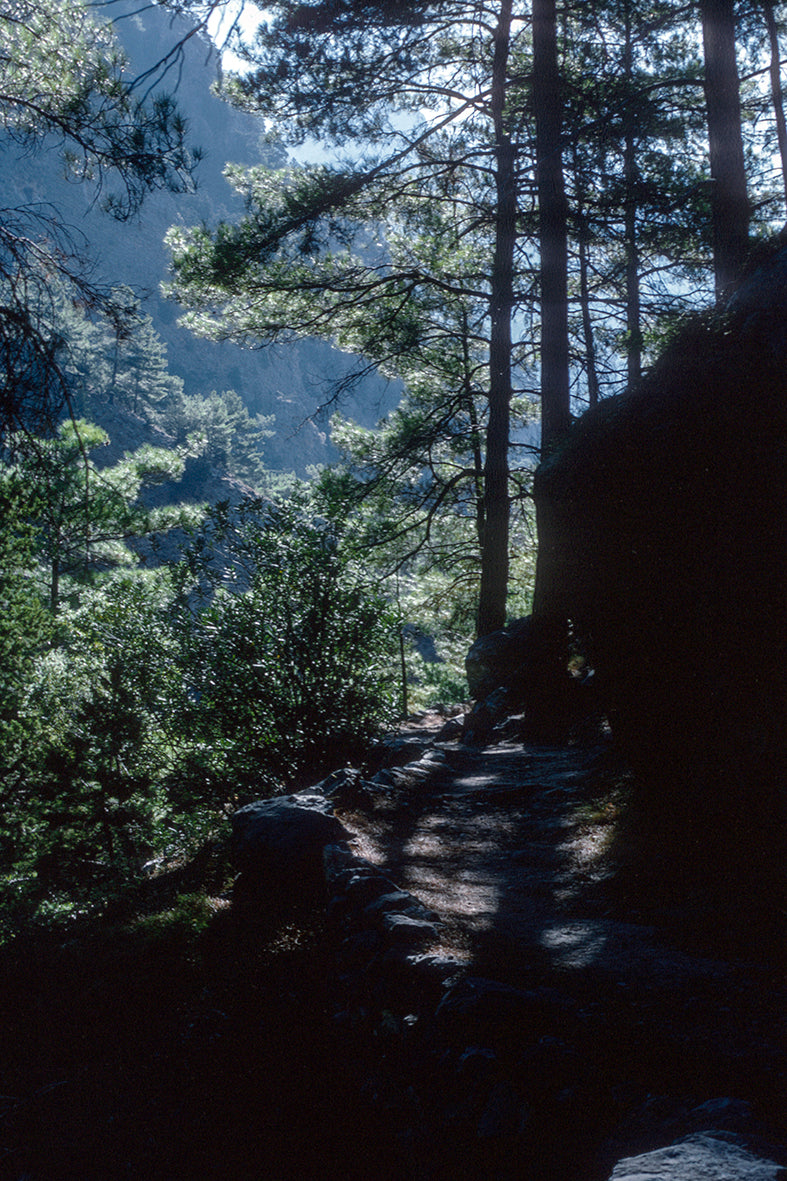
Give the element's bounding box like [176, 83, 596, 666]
[165, 0, 787, 633]
[0, 0, 201, 436]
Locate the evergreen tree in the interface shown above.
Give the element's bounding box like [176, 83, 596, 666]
[7, 420, 199, 611]
[700, 0, 751, 298]
[0, 471, 51, 781]
[0, 0, 200, 435]
[166, 0, 786, 637]
[154, 389, 273, 486]
[166, 0, 543, 636]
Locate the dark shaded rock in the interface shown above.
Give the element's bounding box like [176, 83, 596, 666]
[377, 736, 435, 767]
[406, 952, 466, 980]
[462, 687, 514, 745]
[435, 715, 465, 742]
[380, 912, 440, 946]
[231, 793, 348, 898]
[457, 1045, 498, 1084]
[607, 1131, 787, 1180]
[465, 618, 604, 743]
[534, 242, 787, 891]
[477, 1080, 528, 1139]
[435, 977, 577, 1042]
[363, 890, 439, 923]
[316, 766, 373, 808]
[465, 617, 540, 702]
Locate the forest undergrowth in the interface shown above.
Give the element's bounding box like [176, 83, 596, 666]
[0, 722, 783, 1181]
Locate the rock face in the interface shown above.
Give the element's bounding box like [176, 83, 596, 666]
[608, 1131, 787, 1180]
[534, 243, 786, 885]
[464, 617, 600, 742]
[465, 617, 541, 702]
[231, 793, 349, 898]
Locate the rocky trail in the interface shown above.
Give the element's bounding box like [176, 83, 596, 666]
[316, 714, 787, 1179]
[1, 716, 784, 1181]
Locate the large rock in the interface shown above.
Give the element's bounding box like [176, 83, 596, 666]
[465, 616, 541, 701]
[465, 616, 601, 741]
[534, 242, 787, 891]
[231, 792, 349, 898]
[608, 1132, 787, 1180]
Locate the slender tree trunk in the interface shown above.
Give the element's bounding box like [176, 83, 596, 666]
[577, 216, 600, 408]
[531, 0, 570, 621]
[50, 557, 60, 615]
[700, 0, 750, 299]
[529, 0, 572, 736]
[623, 4, 642, 387]
[462, 309, 487, 552]
[572, 139, 600, 408]
[477, 0, 515, 638]
[532, 0, 571, 463]
[763, 0, 787, 212]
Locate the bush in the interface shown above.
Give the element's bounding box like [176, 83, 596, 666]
[173, 494, 398, 798]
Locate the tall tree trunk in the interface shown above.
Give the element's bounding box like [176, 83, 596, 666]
[477, 0, 515, 638]
[578, 223, 600, 408]
[623, 3, 642, 387]
[531, 0, 570, 620]
[572, 138, 600, 408]
[532, 0, 571, 464]
[462, 310, 486, 553]
[700, 0, 750, 300]
[763, 0, 787, 213]
[529, 0, 572, 736]
[50, 557, 60, 615]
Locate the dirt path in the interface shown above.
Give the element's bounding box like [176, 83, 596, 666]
[346, 740, 610, 963]
[336, 722, 785, 1133]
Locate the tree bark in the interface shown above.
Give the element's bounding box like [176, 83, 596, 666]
[572, 135, 600, 408]
[531, 0, 570, 623]
[462, 310, 486, 553]
[529, 0, 572, 735]
[532, 0, 571, 464]
[577, 214, 600, 408]
[700, 0, 750, 300]
[623, 3, 642, 387]
[477, 0, 515, 638]
[763, 0, 787, 214]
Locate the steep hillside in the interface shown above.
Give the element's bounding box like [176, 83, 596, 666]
[0, 0, 395, 474]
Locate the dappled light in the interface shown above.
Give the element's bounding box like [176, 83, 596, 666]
[1, 0, 785, 1177]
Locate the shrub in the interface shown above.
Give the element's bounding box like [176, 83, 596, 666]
[173, 494, 398, 798]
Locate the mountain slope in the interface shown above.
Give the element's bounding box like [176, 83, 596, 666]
[0, 0, 395, 474]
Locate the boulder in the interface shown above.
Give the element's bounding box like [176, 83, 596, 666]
[465, 616, 540, 702]
[533, 241, 787, 889]
[435, 977, 577, 1041]
[465, 616, 602, 741]
[607, 1131, 787, 1180]
[231, 792, 349, 898]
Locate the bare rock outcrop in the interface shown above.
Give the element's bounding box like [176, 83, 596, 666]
[533, 242, 787, 896]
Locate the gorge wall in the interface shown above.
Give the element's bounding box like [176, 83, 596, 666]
[534, 243, 787, 900]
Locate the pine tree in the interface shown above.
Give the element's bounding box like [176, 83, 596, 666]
[8, 420, 197, 611]
[0, 0, 200, 435]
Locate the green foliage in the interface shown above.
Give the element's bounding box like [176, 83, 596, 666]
[7, 419, 200, 610]
[58, 286, 185, 418]
[0, 460, 400, 921]
[2, 568, 184, 882]
[0, 0, 201, 437]
[0, 417, 205, 897]
[403, 638, 470, 713]
[0, 0, 199, 217]
[173, 494, 398, 797]
[0, 471, 52, 779]
[154, 388, 274, 487]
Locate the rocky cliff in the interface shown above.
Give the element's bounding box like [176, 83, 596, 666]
[534, 242, 787, 906]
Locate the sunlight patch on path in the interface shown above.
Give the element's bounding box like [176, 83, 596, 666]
[539, 921, 609, 968]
